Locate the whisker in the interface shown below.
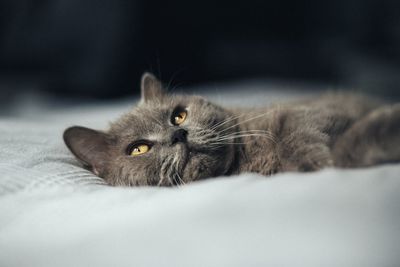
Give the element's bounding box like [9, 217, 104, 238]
[218, 111, 274, 134]
[208, 130, 277, 144]
[213, 133, 275, 140]
[176, 173, 185, 186]
[209, 113, 245, 131]
[208, 142, 248, 146]
[216, 134, 276, 143]
[173, 174, 181, 187]
[213, 129, 276, 138]
[208, 132, 278, 146]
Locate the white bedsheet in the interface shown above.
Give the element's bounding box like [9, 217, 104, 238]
[0, 85, 399, 267]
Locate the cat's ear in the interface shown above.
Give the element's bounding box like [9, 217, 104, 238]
[63, 126, 114, 176]
[140, 72, 165, 103]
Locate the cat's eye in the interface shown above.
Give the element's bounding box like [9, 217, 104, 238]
[172, 108, 187, 125]
[129, 143, 150, 156]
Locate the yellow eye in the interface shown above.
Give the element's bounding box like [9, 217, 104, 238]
[173, 110, 187, 125]
[130, 144, 150, 156]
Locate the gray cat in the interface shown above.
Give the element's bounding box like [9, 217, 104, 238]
[64, 73, 400, 186]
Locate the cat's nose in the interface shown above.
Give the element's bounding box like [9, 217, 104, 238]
[171, 129, 188, 144]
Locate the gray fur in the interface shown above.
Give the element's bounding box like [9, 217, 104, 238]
[63, 73, 400, 186]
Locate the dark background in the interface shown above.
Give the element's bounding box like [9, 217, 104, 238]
[1, 0, 400, 99]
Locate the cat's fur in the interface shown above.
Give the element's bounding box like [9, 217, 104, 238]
[64, 73, 400, 186]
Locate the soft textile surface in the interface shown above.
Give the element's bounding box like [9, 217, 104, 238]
[0, 84, 399, 267]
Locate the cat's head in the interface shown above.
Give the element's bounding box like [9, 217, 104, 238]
[63, 73, 238, 186]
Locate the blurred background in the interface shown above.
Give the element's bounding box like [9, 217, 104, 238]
[1, 0, 400, 102]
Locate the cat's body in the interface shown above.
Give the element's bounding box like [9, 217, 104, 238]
[229, 93, 383, 175]
[64, 73, 400, 186]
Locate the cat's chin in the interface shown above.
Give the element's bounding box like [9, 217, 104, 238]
[178, 145, 206, 182]
[173, 142, 189, 167]
[180, 144, 234, 183]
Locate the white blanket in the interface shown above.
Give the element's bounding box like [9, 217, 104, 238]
[0, 85, 399, 267]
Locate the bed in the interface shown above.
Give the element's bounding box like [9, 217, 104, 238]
[1, 82, 399, 267]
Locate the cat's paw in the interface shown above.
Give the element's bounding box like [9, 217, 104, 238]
[333, 104, 400, 167]
[282, 143, 333, 172]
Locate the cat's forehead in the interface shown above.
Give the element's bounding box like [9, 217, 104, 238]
[109, 106, 166, 137]
[108, 95, 194, 136]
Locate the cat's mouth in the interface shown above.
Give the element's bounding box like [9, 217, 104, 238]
[168, 141, 231, 185]
[176, 143, 189, 166]
[170, 142, 208, 185]
[165, 143, 189, 186]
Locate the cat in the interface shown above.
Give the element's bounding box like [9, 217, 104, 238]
[63, 72, 400, 186]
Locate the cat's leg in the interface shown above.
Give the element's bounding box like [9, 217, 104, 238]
[333, 104, 400, 167]
[278, 129, 334, 172]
